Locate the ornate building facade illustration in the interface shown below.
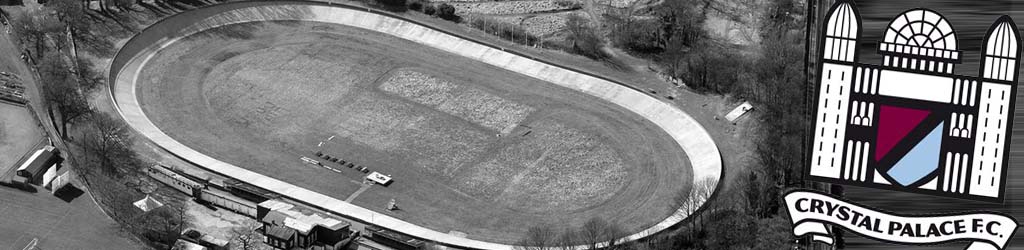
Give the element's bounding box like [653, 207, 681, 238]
[808, 0, 1020, 201]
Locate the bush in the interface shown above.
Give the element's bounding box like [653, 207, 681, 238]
[564, 14, 607, 59]
[611, 18, 665, 53]
[423, 4, 436, 15]
[408, 0, 423, 11]
[437, 3, 459, 22]
[680, 45, 742, 94]
[705, 209, 755, 250]
[377, 0, 408, 12]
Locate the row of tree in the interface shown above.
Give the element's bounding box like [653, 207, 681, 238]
[514, 176, 794, 250]
[407, 0, 612, 60]
[512, 0, 809, 249]
[517, 217, 626, 250]
[606, 0, 706, 55]
[608, 0, 808, 195]
[388, 0, 459, 22]
[10, 0, 196, 249]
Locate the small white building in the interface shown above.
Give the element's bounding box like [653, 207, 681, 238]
[366, 172, 392, 185]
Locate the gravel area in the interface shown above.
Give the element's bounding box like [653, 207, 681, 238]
[450, 1, 577, 15]
[380, 70, 536, 133]
[458, 118, 628, 212]
[521, 12, 577, 37]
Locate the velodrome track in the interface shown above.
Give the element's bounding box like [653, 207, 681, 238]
[108, 1, 723, 249]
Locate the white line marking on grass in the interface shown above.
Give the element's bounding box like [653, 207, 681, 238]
[20, 238, 36, 250]
[9, 234, 25, 250]
[39, 208, 70, 240]
[507, 148, 551, 186]
[345, 183, 372, 202]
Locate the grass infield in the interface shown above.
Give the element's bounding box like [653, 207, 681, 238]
[137, 21, 691, 243]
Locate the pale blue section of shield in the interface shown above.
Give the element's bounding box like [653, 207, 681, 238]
[887, 122, 944, 186]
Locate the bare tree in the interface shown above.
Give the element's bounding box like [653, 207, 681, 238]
[158, 201, 190, 250]
[633, 233, 675, 250]
[672, 187, 695, 218]
[669, 176, 718, 240]
[660, 35, 689, 77]
[126, 197, 192, 249]
[696, 177, 718, 204]
[10, 12, 63, 58]
[660, 0, 708, 47]
[554, 230, 578, 250]
[564, 14, 606, 59]
[516, 225, 557, 250]
[73, 57, 104, 90]
[37, 50, 93, 138]
[576, 218, 628, 249]
[578, 218, 606, 249]
[525, 218, 629, 250]
[80, 114, 137, 175]
[669, 187, 699, 240]
[683, 48, 712, 90]
[231, 220, 264, 250]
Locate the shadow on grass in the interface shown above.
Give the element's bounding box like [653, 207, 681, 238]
[77, 32, 118, 57]
[54, 184, 85, 202]
[0, 181, 37, 193]
[138, 2, 171, 16]
[167, 0, 208, 8]
[600, 56, 632, 72]
[91, 11, 137, 34]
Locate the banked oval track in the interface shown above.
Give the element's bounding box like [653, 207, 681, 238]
[108, 1, 723, 249]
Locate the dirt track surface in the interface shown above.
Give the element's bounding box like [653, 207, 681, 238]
[137, 20, 691, 243]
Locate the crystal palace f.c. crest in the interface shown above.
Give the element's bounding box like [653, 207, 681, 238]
[807, 1, 1019, 202]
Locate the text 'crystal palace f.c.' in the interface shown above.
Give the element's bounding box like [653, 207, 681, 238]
[808, 0, 1020, 202]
